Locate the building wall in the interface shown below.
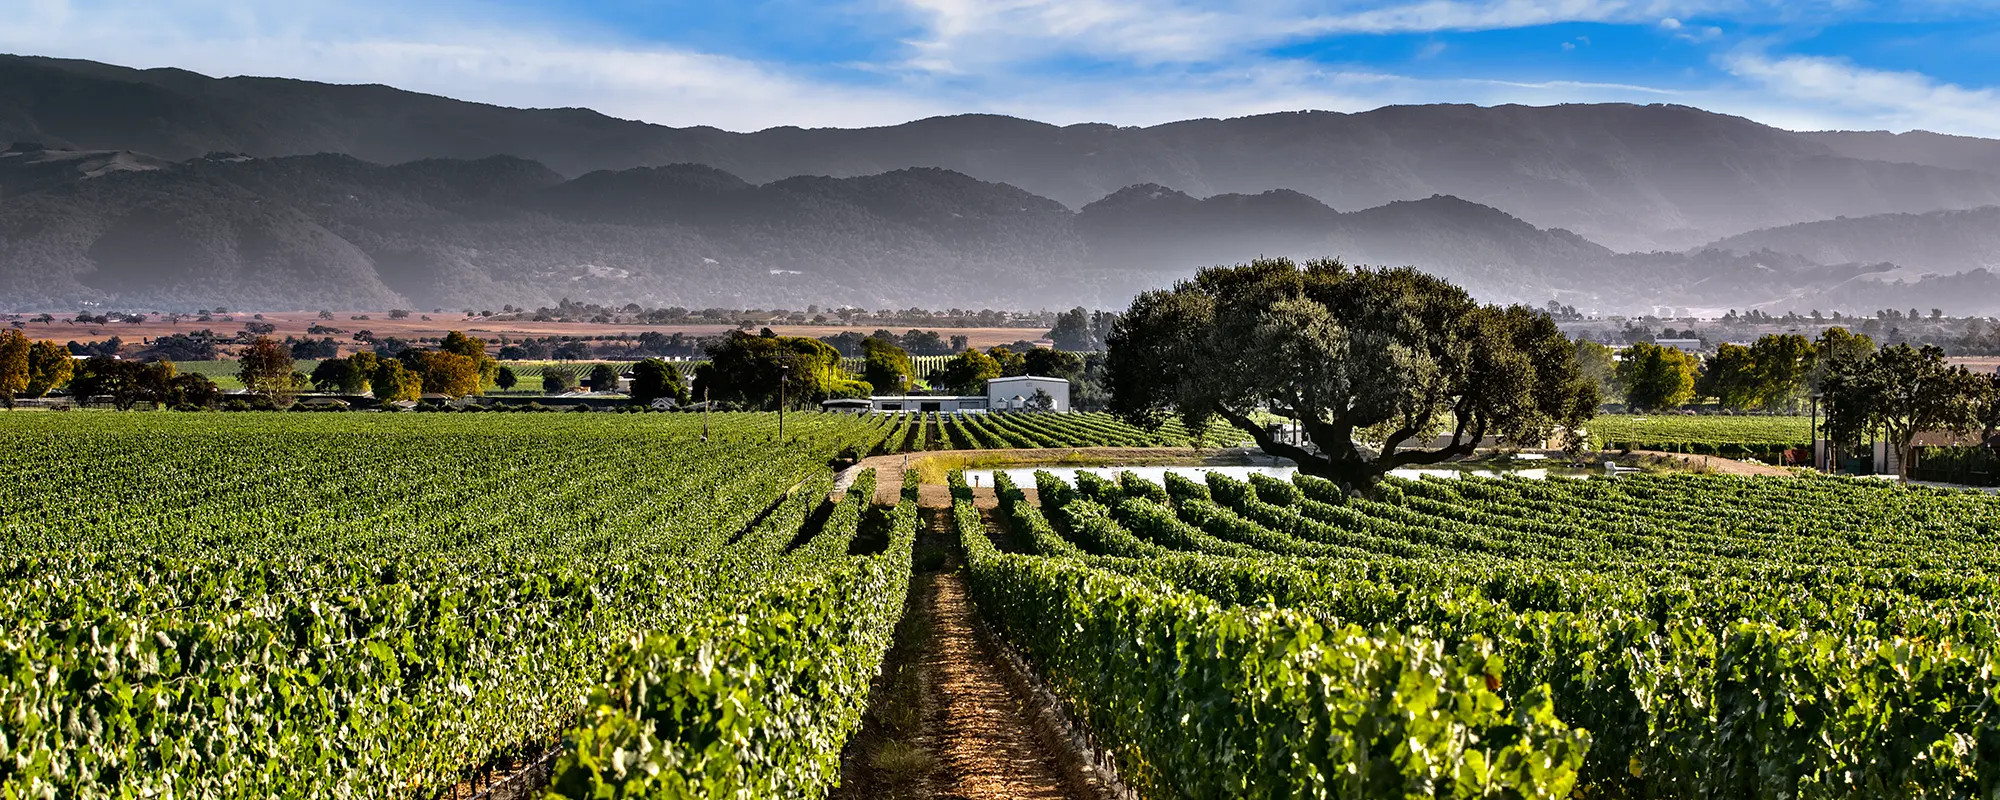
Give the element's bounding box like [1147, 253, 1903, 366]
[868, 395, 987, 413]
[986, 377, 1069, 412]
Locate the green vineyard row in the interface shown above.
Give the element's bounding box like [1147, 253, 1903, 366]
[956, 467, 2000, 797]
[0, 413, 917, 798]
[1585, 413, 1813, 456]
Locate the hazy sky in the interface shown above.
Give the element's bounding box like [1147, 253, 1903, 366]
[8, 0, 2000, 135]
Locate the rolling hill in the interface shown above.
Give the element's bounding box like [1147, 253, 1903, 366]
[11, 55, 2000, 252]
[13, 142, 1999, 314]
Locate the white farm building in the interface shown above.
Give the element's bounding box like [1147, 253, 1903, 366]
[984, 376, 1070, 412]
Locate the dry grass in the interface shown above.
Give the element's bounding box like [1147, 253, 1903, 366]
[871, 741, 935, 784]
[908, 448, 1219, 484]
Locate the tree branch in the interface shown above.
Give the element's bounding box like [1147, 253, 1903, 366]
[1218, 405, 1380, 493]
[1382, 417, 1487, 468]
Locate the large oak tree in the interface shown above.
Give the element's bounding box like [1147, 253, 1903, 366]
[1108, 258, 1598, 495]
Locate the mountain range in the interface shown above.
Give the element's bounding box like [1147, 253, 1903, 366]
[5, 53, 2000, 315]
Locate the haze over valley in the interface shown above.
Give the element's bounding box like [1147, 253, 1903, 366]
[7, 54, 2000, 315]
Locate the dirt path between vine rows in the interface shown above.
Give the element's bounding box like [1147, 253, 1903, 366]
[834, 505, 1112, 800]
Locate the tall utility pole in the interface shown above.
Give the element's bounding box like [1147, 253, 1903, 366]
[701, 385, 710, 443]
[1810, 391, 1820, 471]
[778, 364, 791, 442]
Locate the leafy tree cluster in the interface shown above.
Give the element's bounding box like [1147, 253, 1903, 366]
[138, 332, 221, 362]
[930, 349, 1001, 395]
[310, 351, 381, 395]
[1614, 342, 1701, 411]
[303, 331, 496, 401]
[495, 331, 708, 361]
[693, 330, 869, 409]
[1593, 329, 1873, 412]
[66, 337, 124, 358]
[1585, 311, 2000, 356]
[0, 331, 74, 407]
[71, 357, 221, 410]
[1109, 258, 1597, 495]
[588, 364, 621, 393]
[286, 336, 340, 359]
[923, 344, 1084, 395]
[1822, 344, 1997, 477]
[541, 368, 577, 395]
[630, 359, 690, 406]
[1695, 334, 1818, 411]
[1045, 307, 1120, 351]
[860, 337, 916, 395]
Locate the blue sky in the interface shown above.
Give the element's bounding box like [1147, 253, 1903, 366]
[7, 0, 2000, 135]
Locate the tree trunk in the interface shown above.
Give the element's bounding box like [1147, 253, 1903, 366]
[1211, 406, 1390, 498]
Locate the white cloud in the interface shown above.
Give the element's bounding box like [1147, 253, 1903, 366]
[0, 0, 1712, 132]
[1659, 17, 1724, 41]
[1722, 50, 2000, 136]
[0, 0, 949, 130]
[1287, 0, 1689, 36]
[5, 0, 1997, 139]
[896, 0, 1729, 71]
[897, 0, 1239, 70]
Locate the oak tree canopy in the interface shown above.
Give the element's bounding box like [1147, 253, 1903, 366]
[1108, 258, 1598, 494]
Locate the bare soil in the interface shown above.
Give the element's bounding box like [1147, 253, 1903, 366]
[438, 746, 558, 800]
[834, 504, 1108, 800]
[1951, 357, 2000, 374]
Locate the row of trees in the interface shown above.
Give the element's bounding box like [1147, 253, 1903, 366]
[280, 332, 500, 402]
[7, 331, 234, 410]
[686, 328, 1087, 409]
[490, 298, 1059, 329]
[1595, 312, 2000, 356]
[71, 359, 224, 410]
[694, 332, 869, 409]
[927, 346, 1083, 395]
[1576, 329, 1880, 411]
